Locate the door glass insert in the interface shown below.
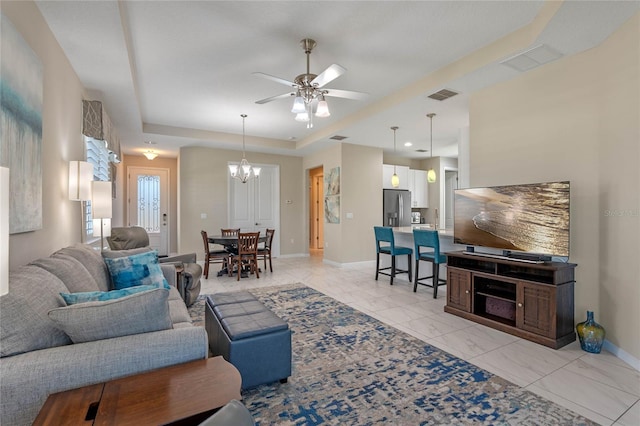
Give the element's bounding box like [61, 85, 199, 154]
[137, 174, 160, 233]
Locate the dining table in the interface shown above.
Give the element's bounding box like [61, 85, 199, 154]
[207, 234, 267, 277]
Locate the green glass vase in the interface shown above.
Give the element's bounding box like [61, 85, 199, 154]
[576, 310, 605, 353]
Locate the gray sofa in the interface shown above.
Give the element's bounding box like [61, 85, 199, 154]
[0, 244, 208, 426]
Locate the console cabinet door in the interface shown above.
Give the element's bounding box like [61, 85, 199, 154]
[516, 282, 555, 338]
[447, 268, 471, 312]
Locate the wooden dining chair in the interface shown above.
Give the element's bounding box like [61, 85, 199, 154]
[201, 230, 230, 279]
[257, 229, 275, 272]
[229, 232, 260, 281]
[221, 228, 240, 236]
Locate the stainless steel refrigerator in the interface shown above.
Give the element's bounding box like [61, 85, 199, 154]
[383, 189, 411, 227]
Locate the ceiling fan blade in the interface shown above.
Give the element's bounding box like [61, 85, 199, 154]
[311, 64, 346, 88]
[255, 92, 295, 104]
[252, 72, 296, 87]
[323, 88, 369, 101]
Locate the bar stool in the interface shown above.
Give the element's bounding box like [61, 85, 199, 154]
[413, 229, 447, 298]
[374, 226, 412, 285]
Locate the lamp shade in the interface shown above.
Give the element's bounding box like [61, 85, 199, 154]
[427, 169, 437, 183]
[315, 100, 330, 117]
[91, 181, 112, 219]
[69, 161, 93, 201]
[1, 167, 9, 295]
[391, 173, 400, 188]
[291, 96, 306, 114]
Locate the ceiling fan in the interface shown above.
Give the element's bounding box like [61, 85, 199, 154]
[254, 38, 368, 127]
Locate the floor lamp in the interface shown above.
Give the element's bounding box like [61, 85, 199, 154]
[91, 181, 112, 251]
[1, 167, 9, 296]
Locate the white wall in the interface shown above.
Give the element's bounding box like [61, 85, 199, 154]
[470, 13, 639, 361]
[2, 1, 87, 269]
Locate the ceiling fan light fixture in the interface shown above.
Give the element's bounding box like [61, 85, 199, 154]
[315, 98, 330, 118]
[295, 111, 310, 122]
[291, 94, 306, 113]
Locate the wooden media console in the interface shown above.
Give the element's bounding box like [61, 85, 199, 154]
[444, 251, 577, 349]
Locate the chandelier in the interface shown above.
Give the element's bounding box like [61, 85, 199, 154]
[228, 114, 260, 183]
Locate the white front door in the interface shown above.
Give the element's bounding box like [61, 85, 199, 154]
[128, 167, 169, 256]
[229, 164, 280, 256]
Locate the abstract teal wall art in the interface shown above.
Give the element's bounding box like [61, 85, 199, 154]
[0, 14, 43, 234]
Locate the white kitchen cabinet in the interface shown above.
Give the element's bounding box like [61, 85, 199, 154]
[409, 169, 429, 208]
[382, 164, 409, 190]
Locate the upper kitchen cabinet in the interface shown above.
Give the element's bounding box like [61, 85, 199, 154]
[382, 164, 409, 190]
[408, 169, 429, 208]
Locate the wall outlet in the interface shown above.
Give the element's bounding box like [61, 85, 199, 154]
[290, 238, 294, 244]
[200, 213, 207, 219]
[346, 212, 353, 219]
[325, 242, 329, 248]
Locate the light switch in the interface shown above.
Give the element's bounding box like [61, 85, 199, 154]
[346, 212, 354, 219]
[200, 213, 207, 219]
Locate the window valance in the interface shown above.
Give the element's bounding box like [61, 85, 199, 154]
[82, 100, 121, 162]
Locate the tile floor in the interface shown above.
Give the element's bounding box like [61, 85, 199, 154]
[199, 251, 640, 426]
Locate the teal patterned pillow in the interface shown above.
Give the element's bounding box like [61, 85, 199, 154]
[103, 250, 169, 290]
[60, 282, 169, 305]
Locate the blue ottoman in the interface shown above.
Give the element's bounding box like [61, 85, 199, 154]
[205, 292, 292, 389]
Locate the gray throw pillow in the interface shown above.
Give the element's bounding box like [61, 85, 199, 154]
[30, 255, 101, 293]
[47, 288, 172, 343]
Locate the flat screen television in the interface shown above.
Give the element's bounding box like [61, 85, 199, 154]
[454, 181, 570, 258]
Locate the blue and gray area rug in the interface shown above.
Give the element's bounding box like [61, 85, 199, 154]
[189, 284, 594, 425]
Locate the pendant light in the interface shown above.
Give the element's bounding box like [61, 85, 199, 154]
[426, 113, 437, 183]
[390, 126, 400, 188]
[229, 114, 261, 183]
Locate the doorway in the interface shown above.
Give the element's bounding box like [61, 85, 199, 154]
[309, 166, 324, 251]
[228, 164, 280, 257]
[127, 167, 170, 256]
[444, 169, 458, 230]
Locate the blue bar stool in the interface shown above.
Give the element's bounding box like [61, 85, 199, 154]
[413, 229, 447, 298]
[374, 226, 412, 285]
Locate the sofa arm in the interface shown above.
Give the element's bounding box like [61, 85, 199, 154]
[0, 327, 208, 426]
[161, 263, 178, 288]
[160, 253, 197, 264]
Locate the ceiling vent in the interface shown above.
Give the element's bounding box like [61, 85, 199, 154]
[415, 149, 428, 153]
[500, 44, 563, 72]
[330, 135, 348, 141]
[427, 88, 458, 101]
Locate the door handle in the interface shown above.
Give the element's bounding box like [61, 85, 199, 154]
[255, 223, 260, 226]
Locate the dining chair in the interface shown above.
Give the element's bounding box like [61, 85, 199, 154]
[374, 226, 412, 285]
[229, 232, 260, 281]
[257, 229, 275, 272]
[200, 230, 231, 279]
[221, 228, 240, 236]
[413, 229, 447, 298]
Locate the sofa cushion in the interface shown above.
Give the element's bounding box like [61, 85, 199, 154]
[60, 282, 169, 305]
[103, 250, 168, 290]
[48, 288, 172, 343]
[30, 255, 100, 293]
[1, 266, 72, 357]
[53, 245, 111, 291]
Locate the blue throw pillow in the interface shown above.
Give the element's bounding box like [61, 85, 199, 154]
[103, 250, 169, 290]
[60, 282, 169, 305]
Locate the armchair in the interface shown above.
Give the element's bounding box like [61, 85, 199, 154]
[107, 227, 202, 306]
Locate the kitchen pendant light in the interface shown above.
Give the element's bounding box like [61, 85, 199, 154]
[390, 126, 400, 188]
[426, 113, 437, 183]
[229, 114, 260, 183]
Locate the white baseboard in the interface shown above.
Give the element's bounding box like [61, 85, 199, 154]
[278, 253, 309, 259]
[603, 340, 640, 371]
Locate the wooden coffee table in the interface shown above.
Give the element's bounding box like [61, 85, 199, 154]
[34, 356, 242, 426]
